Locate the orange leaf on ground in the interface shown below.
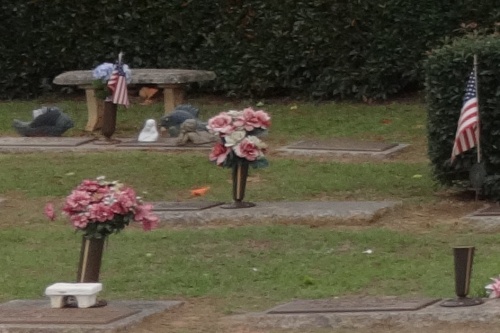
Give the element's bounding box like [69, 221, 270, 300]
[191, 186, 210, 196]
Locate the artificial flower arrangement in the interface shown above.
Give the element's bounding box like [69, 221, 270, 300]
[60, 177, 158, 239]
[92, 62, 132, 100]
[485, 275, 500, 298]
[207, 107, 271, 169]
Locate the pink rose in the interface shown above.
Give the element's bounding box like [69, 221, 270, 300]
[117, 187, 137, 211]
[88, 203, 115, 222]
[209, 142, 231, 165]
[233, 137, 261, 161]
[242, 108, 271, 131]
[44, 203, 56, 221]
[109, 200, 127, 215]
[134, 203, 153, 221]
[134, 204, 159, 231]
[207, 113, 234, 134]
[141, 213, 159, 231]
[76, 180, 101, 192]
[63, 190, 92, 214]
[71, 214, 90, 229]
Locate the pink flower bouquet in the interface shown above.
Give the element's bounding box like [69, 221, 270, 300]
[207, 107, 271, 168]
[62, 177, 159, 239]
[486, 275, 500, 298]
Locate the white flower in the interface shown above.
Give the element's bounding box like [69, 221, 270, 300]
[226, 110, 243, 117]
[224, 130, 246, 147]
[246, 135, 267, 149]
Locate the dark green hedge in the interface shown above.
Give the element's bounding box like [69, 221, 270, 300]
[0, 1, 499, 100]
[425, 35, 500, 198]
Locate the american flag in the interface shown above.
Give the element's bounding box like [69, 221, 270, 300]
[451, 71, 479, 161]
[107, 63, 129, 107]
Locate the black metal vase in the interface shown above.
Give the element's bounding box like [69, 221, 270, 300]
[94, 101, 120, 144]
[76, 236, 105, 283]
[221, 159, 256, 209]
[440, 246, 483, 307]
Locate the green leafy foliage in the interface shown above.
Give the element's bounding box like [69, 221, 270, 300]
[0, 1, 499, 100]
[425, 35, 500, 198]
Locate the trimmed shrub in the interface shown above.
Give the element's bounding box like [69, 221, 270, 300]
[425, 35, 500, 199]
[0, 1, 499, 100]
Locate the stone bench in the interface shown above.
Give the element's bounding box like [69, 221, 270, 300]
[53, 69, 216, 131]
[45, 282, 102, 308]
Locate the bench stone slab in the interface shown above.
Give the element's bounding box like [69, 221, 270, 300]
[45, 283, 102, 308]
[53, 68, 216, 132]
[53, 69, 216, 86]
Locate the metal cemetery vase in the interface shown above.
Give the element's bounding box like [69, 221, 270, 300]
[76, 236, 105, 283]
[440, 246, 483, 307]
[221, 159, 256, 209]
[101, 101, 118, 141]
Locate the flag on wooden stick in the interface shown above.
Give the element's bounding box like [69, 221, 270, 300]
[451, 70, 479, 161]
[107, 62, 129, 107]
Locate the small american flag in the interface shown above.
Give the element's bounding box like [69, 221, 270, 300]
[107, 63, 129, 107]
[451, 70, 479, 161]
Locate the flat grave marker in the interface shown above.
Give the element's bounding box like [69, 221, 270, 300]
[152, 201, 223, 211]
[286, 139, 398, 152]
[0, 300, 182, 333]
[0, 137, 95, 147]
[266, 296, 441, 314]
[0, 303, 138, 325]
[117, 137, 211, 148]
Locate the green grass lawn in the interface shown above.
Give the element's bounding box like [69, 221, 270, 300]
[1, 95, 488, 315]
[0, 225, 497, 310]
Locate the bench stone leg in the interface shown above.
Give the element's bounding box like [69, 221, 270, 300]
[83, 87, 104, 131]
[48, 296, 65, 308]
[159, 84, 185, 114]
[75, 294, 97, 308]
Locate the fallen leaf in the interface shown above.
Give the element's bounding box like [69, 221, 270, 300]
[191, 186, 210, 196]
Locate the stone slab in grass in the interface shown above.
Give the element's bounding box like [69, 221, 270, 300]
[227, 297, 500, 331]
[266, 296, 440, 314]
[152, 201, 223, 211]
[468, 205, 500, 216]
[279, 139, 408, 158]
[0, 300, 182, 333]
[463, 205, 500, 231]
[116, 137, 211, 148]
[154, 201, 401, 225]
[0, 137, 95, 147]
[287, 139, 397, 152]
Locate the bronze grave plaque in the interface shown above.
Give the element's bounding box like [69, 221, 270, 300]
[0, 137, 95, 147]
[287, 139, 398, 152]
[152, 201, 223, 211]
[0, 303, 139, 324]
[266, 297, 440, 314]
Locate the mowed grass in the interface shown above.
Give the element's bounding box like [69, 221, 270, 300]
[0, 95, 476, 313]
[0, 225, 498, 310]
[0, 96, 426, 144]
[0, 152, 433, 202]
